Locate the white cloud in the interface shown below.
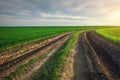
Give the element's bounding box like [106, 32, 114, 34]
[17, 9, 32, 16]
[37, 12, 96, 20]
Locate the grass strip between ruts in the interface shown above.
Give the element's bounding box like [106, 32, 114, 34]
[34, 31, 81, 80]
[0, 58, 38, 80]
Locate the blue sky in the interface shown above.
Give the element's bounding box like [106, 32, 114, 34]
[0, 0, 120, 26]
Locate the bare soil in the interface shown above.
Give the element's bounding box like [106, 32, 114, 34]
[87, 31, 120, 80]
[57, 34, 77, 80]
[89, 31, 120, 67]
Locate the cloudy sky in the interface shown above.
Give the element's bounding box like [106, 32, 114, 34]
[0, 0, 120, 26]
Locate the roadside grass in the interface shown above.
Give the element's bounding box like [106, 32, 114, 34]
[34, 31, 81, 80]
[95, 27, 120, 45]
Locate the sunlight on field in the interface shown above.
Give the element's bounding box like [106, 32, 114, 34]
[96, 27, 120, 45]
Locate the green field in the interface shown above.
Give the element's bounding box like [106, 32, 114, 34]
[96, 27, 120, 45]
[0, 27, 119, 51]
[1, 26, 120, 80]
[0, 27, 90, 51]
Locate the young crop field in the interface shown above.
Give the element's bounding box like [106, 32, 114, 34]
[0, 27, 90, 51]
[0, 27, 120, 80]
[96, 27, 120, 45]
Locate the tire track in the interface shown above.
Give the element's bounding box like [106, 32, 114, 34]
[73, 34, 90, 80]
[86, 31, 120, 80]
[82, 32, 107, 80]
[66, 32, 107, 80]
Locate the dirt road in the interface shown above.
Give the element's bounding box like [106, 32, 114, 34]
[59, 31, 120, 80]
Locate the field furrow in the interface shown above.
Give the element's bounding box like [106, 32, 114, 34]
[0, 32, 72, 79]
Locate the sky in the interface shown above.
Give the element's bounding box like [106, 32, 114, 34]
[0, 0, 120, 26]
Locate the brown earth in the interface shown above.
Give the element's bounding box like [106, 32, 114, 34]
[57, 34, 77, 80]
[89, 31, 120, 67]
[87, 31, 120, 80]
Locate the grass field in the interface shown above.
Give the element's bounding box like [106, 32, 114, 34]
[96, 27, 120, 45]
[0, 27, 90, 51]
